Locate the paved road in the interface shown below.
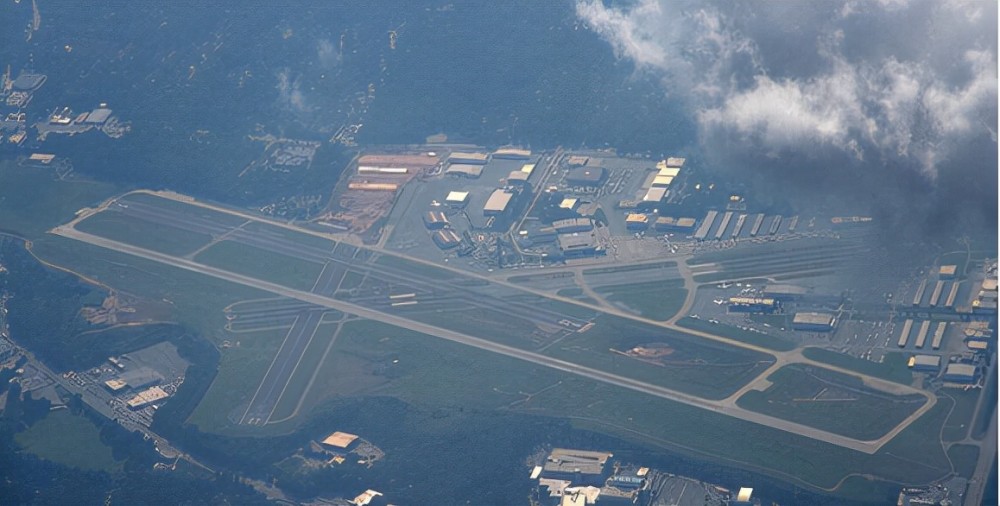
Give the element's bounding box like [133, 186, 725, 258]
[54, 225, 917, 454]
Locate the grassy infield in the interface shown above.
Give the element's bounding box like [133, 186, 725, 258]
[0, 163, 973, 500]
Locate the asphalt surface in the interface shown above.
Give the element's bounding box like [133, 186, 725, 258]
[239, 309, 324, 425]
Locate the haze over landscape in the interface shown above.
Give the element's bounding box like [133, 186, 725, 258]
[0, 2, 996, 505]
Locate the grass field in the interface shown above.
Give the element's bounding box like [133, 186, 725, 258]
[241, 220, 336, 252]
[556, 287, 598, 305]
[676, 317, 796, 351]
[941, 389, 982, 442]
[802, 347, 913, 385]
[0, 162, 119, 238]
[15, 409, 120, 472]
[267, 319, 343, 424]
[737, 364, 927, 440]
[593, 279, 687, 321]
[948, 444, 980, 478]
[75, 209, 214, 257]
[194, 240, 325, 292]
[187, 328, 286, 432]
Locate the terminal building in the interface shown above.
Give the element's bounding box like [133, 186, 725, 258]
[727, 297, 780, 314]
[908, 355, 941, 373]
[791, 312, 836, 332]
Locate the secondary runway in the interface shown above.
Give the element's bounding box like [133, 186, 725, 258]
[239, 309, 324, 425]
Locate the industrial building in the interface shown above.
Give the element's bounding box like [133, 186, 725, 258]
[507, 170, 530, 186]
[939, 265, 958, 279]
[912, 279, 928, 306]
[348, 182, 398, 191]
[898, 319, 914, 347]
[654, 216, 696, 233]
[540, 449, 614, 486]
[944, 282, 961, 309]
[931, 322, 948, 350]
[727, 297, 780, 314]
[929, 280, 945, 307]
[127, 386, 169, 410]
[943, 363, 978, 383]
[553, 217, 593, 234]
[444, 190, 470, 208]
[432, 229, 463, 250]
[117, 367, 164, 390]
[651, 175, 674, 188]
[447, 151, 489, 164]
[625, 213, 649, 231]
[492, 147, 531, 159]
[104, 379, 128, 392]
[558, 232, 600, 258]
[527, 226, 557, 243]
[657, 166, 680, 178]
[483, 189, 514, 216]
[445, 163, 484, 178]
[358, 166, 407, 175]
[559, 197, 580, 212]
[967, 340, 989, 352]
[715, 211, 733, 240]
[423, 211, 449, 230]
[566, 166, 607, 186]
[83, 107, 112, 124]
[321, 431, 359, 450]
[749, 213, 765, 237]
[566, 155, 590, 166]
[665, 157, 685, 167]
[641, 187, 667, 206]
[908, 355, 941, 373]
[731, 213, 747, 237]
[693, 210, 718, 241]
[915, 320, 931, 348]
[520, 163, 536, 176]
[791, 312, 836, 332]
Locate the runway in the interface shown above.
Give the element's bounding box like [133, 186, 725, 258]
[239, 309, 324, 425]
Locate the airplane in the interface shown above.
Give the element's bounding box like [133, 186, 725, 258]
[713, 299, 725, 305]
[718, 282, 733, 289]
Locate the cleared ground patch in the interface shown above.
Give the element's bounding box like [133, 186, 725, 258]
[15, 409, 120, 472]
[194, 240, 325, 292]
[802, 347, 913, 385]
[737, 364, 927, 440]
[76, 209, 213, 256]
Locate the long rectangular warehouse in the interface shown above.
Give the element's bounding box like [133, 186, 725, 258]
[787, 215, 799, 233]
[768, 216, 782, 235]
[912, 279, 928, 307]
[932, 322, 947, 350]
[915, 320, 931, 348]
[898, 319, 913, 347]
[694, 210, 718, 241]
[715, 211, 733, 240]
[732, 213, 747, 238]
[929, 280, 945, 307]
[749, 213, 765, 237]
[944, 281, 961, 309]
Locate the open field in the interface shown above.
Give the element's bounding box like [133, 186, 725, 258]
[941, 389, 982, 442]
[593, 279, 687, 321]
[801, 347, 913, 385]
[737, 365, 927, 440]
[948, 444, 980, 478]
[677, 317, 795, 351]
[0, 162, 119, 238]
[15, 409, 120, 472]
[75, 208, 213, 257]
[194, 240, 325, 292]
